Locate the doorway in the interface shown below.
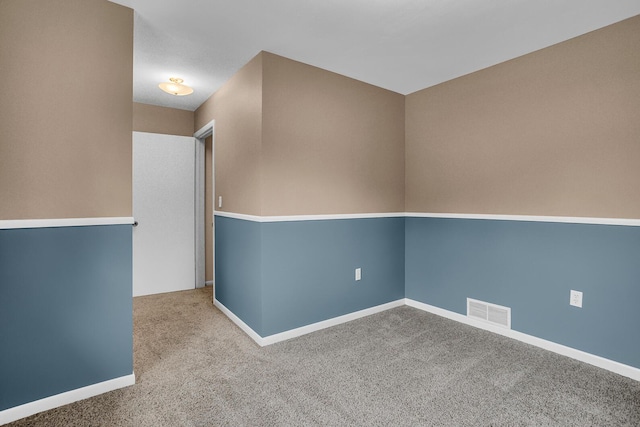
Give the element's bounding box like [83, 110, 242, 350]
[132, 122, 214, 298]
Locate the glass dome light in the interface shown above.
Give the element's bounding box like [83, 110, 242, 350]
[158, 77, 194, 96]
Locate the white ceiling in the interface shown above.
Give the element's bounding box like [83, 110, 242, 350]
[110, 0, 640, 112]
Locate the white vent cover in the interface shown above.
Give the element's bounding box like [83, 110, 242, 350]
[467, 298, 511, 329]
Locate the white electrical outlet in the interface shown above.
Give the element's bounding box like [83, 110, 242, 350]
[355, 268, 361, 281]
[570, 290, 583, 308]
[218, 196, 222, 208]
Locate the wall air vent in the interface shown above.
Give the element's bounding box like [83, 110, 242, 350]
[467, 298, 511, 329]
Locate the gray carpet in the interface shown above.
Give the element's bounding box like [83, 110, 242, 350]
[9, 287, 640, 426]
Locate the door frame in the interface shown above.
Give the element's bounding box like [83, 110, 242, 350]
[194, 120, 215, 293]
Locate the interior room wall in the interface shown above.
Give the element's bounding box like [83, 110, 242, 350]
[194, 53, 263, 216]
[404, 15, 640, 370]
[405, 15, 640, 218]
[255, 53, 406, 334]
[0, 0, 134, 416]
[0, 0, 133, 220]
[1, 225, 133, 411]
[206, 18, 640, 371]
[133, 102, 195, 137]
[194, 53, 264, 330]
[261, 52, 405, 216]
[197, 52, 406, 337]
[195, 51, 405, 218]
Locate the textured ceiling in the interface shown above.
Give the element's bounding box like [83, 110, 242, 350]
[110, 0, 640, 111]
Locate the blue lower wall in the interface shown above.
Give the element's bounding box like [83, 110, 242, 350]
[6, 215, 636, 412]
[0, 225, 133, 411]
[405, 217, 640, 369]
[261, 218, 405, 336]
[215, 216, 263, 334]
[215, 216, 405, 337]
[216, 214, 640, 370]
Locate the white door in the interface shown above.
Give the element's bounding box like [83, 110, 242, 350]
[133, 132, 196, 297]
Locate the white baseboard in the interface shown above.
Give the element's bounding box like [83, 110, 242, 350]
[260, 299, 405, 346]
[0, 373, 135, 426]
[213, 299, 265, 345]
[205, 280, 214, 286]
[216, 297, 640, 381]
[405, 298, 640, 382]
[214, 298, 405, 347]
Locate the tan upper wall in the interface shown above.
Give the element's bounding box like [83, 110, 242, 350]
[0, 0, 133, 220]
[194, 53, 263, 216]
[406, 15, 640, 219]
[133, 103, 194, 137]
[261, 52, 405, 216]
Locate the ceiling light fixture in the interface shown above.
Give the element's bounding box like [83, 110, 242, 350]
[158, 77, 194, 96]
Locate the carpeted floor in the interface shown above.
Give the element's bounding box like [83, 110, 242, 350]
[8, 286, 640, 426]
